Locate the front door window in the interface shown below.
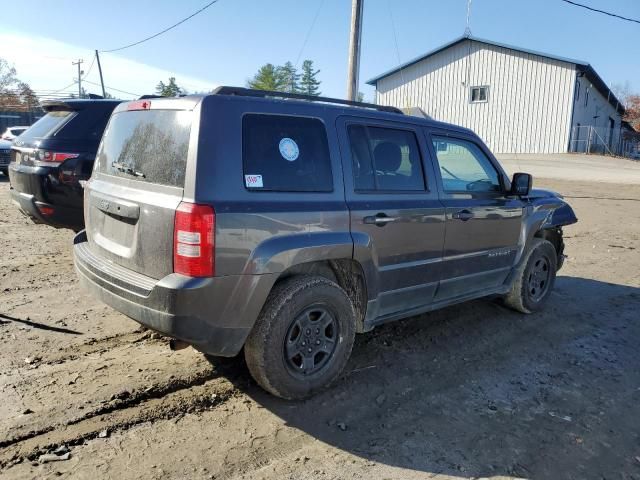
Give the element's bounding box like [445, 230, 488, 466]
[432, 137, 501, 193]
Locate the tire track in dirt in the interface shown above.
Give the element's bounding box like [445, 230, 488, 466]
[0, 374, 240, 469]
[0, 338, 228, 445]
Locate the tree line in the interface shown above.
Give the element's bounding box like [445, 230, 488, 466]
[0, 59, 39, 111]
[246, 60, 321, 96]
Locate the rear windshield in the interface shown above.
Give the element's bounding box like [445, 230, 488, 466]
[19, 107, 114, 144]
[95, 109, 192, 187]
[19, 111, 74, 140]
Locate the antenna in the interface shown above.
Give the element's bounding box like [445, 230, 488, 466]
[464, 0, 473, 37]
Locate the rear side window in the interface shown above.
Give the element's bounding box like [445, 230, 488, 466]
[19, 111, 74, 140]
[242, 114, 333, 192]
[95, 109, 192, 187]
[347, 125, 425, 191]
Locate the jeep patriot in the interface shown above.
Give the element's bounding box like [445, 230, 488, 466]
[73, 87, 577, 399]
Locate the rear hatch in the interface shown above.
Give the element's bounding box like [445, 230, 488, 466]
[10, 100, 119, 203]
[85, 98, 199, 280]
[11, 100, 117, 166]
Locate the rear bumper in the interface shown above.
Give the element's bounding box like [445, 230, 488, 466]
[10, 188, 82, 230]
[73, 232, 277, 357]
[8, 162, 84, 230]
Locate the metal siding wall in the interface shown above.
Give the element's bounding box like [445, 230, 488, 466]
[375, 40, 577, 154]
[570, 76, 622, 153]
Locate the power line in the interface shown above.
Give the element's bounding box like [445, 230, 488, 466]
[560, 0, 640, 24]
[83, 79, 140, 97]
[294, 0, 325, 68]
[100, 0, 221, 53]
[387, 1, 406, 95]
[82, 54, 96, 80]
[51, 80, 76, 94]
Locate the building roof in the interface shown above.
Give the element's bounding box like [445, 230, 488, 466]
[366, 35, 624, 114]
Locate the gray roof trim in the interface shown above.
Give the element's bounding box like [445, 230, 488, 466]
[366, 35, 624, 114]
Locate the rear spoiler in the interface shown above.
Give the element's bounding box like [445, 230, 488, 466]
[41, 99, 124, 112]
[41, 100, 79, 112]
[114, 96, 201, 114]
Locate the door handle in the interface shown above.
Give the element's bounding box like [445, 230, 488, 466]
[452, 209, 474, 221]
[363, 213, 398, 226]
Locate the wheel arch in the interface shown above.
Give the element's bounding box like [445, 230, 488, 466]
[275, 259, 369, 333]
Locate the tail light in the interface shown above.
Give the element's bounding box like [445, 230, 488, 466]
[35, 150, 79, 166]
[173, 202, 215, 277]
[127, 100, 151, 111]
[38, 205, 55, 216]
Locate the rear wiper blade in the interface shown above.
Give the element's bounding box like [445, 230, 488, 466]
[112, 161, 145, 178]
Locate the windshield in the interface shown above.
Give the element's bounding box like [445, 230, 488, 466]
[19, 111, 74, 140]
[95, 109, 192, 187]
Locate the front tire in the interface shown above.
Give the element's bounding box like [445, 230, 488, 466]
[244, 275, 356, 400]
[504, 238, 557, 313]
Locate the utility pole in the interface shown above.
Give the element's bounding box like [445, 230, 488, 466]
[346, 0, 363, 101]
[95, 50, 106, 98]
[72, 59, 84, 98]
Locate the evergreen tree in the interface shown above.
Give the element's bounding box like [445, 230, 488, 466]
[300, 60, 321, 96]
[155, 77, 183, 97]
[247, 64, 286, 91]
[279, 61, 300, 93]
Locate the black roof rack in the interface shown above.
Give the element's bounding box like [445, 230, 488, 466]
[211, 86, 403, 115]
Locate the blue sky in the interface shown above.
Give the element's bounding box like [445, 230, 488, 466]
[2, 0, 639, 101]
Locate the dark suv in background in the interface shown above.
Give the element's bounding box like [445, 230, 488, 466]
[74, 87, 577, 399]
[9, 99, 121, 231]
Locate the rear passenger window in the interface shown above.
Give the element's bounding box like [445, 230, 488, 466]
[347, 125, 425, 192]
[242, 114, 333, 192]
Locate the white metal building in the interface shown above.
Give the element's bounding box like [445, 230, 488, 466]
[367, 36, 625, 155]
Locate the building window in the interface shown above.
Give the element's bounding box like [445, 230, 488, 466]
[470, 86, 489, 103]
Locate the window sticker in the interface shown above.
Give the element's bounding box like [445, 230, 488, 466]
[245, 174, 263, 188]
[279, 137, 299, 161]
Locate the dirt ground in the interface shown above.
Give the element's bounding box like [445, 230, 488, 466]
[1, 174, 639, 480]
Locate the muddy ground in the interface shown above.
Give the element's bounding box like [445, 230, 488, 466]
[1, 174, 639, 480]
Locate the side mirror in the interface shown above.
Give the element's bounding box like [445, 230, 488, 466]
[510, 172, 532, 196]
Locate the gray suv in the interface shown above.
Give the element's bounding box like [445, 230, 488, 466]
[74, 87, 577, 399]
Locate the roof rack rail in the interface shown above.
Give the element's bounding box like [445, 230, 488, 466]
[211, 86, 403, 114]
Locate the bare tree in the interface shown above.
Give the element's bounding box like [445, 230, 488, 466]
[612, 81, 632, 107]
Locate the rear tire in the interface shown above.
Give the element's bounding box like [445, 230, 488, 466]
[504, 238, 557, 313]
[1, 168, 7, 177]
[244, 275, 356, 400]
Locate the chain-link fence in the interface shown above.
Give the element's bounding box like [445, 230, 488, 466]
[620, 130, 640, 159]
[569, 125, 618, 155]
[569, 125, 640, 159]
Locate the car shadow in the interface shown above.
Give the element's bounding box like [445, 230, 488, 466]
[215, 276, 640, 479]
[0, 173, 9, 182]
